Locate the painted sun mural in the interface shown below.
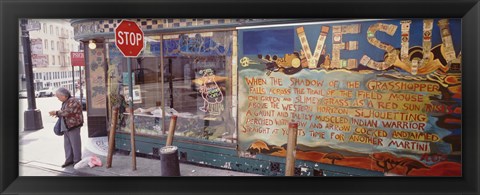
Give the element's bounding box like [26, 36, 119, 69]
[237, 19, 461, 176]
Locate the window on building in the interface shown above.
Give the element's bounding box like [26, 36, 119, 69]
[43, 23, 47, 34]
[107, 32, 235, 142]
[57, 42, 60, 52]
[51, 40, 54, 50]
[56, 27, 59, 36]
[44, 39, 48, 50]
[52, 55, 55, 65]
[58, 56, 61, 66]
[50, 25, 53, 35]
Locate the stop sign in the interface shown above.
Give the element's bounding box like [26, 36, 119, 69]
[115, 20, 144, 57]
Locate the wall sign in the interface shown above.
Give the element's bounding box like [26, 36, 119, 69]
[71, 52, 85, 66]
[238, 19, 462, 176]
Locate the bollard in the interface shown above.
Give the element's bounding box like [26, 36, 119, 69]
[160, 146, 180, 176]
[285, 122, 298, 176]
[166, 115, 177, 146]
[106, 107, 119, 168]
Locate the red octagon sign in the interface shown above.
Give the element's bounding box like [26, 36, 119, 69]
[115, 20, 144, 57]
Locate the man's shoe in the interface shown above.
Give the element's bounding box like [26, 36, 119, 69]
[61, 161, 74, 168]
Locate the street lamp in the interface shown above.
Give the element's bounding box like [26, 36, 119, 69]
[21, 19, 43, 131]
[88, 40, 96, 50]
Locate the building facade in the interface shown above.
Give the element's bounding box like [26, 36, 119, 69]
[71, 18, 462, 176]
[23, 19, 83, 93]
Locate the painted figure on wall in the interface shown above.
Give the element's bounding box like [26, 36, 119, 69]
[198, 68, 224, 115]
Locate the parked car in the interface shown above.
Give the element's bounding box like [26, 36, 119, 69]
[38, 87, 55, 97]
[19, 89, 39, 98]
[75, 94, 87, 111]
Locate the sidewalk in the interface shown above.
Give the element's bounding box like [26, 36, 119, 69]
[21, 134, 260, 176]
[19, 98, 260, 176]
[71, 136, 260, 176]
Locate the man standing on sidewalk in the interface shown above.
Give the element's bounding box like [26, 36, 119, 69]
[49, 87, 84, 168]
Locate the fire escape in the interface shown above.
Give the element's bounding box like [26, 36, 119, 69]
[59, 29, 69, 67]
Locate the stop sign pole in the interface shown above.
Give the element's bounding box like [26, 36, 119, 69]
[115, 20, 145, 171]
[126, 57, 136, 171]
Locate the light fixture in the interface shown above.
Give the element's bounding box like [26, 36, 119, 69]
[88, 40, 96, 50]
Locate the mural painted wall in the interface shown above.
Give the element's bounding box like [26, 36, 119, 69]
[238, 19, 462, 176]
[88, 48, 107, 110]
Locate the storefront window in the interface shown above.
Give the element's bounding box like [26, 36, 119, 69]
[107, 31, 236, 143]
[161, 31, 235, 142]
[106, 36, 163, 135]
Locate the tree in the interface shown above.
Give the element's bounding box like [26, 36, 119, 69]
[323, 152, 344, 165]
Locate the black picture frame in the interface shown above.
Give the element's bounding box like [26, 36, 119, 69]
[1, 0, 479, 194]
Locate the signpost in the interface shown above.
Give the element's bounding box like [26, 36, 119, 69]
[115, 20, 144, 171]
[71, 52, 85, 104]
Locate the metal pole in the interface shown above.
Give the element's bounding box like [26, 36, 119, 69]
[21, 19, 43, 131]
[168, 58, 173, 108]
[285, 122, 298, 176]
[72, 66, 75, 97]
[160, 35, 166, 134]
[127, 58, 137, 171]
[79, 66, 83, 103]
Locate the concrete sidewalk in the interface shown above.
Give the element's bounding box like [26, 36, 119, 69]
[70, 150, 260, 176]
[76, 135, 260, 176]
[19, 97, 260, 176]
[21, 134, 260, 176]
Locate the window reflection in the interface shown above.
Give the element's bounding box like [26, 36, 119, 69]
[107, 32, 235, 143]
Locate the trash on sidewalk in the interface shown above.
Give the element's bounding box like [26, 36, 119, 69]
[73, 155, 102, 169]
[88, 155, 102, 168]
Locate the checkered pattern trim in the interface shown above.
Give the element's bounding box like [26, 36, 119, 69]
[92, 19, 234, 33]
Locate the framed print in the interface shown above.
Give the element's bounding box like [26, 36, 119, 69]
[123, 85, 142, 104]
[2, 0, 480, 195]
